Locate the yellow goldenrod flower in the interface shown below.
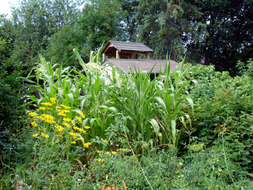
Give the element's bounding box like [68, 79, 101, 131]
[63, 118, 71, 122]
[111, 151, 117, 156]
[103, 139, 108, 143]
[98, 158, 104, 162]
[31, 121, 38, 127]
[32, 133, 39, 137]
[84, 126, 90, 129]
[62, 122, 71, 128]
[69, 132, 77, 139]
[83, 142, 91, 148]
[50, 97, 56, 104]
[71, 141, 76, 144]
[75, 116, 82, 123]
[41, 133, 49, 138]
[28, 112, 37, 117]
[39, 107, 46, 111]
[55, 125, 64, 132]
[80, 112, 85, 119]
[41, 102, 52, 106]
[60, 104, 71, 110]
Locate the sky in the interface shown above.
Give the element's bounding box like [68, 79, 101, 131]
[0, 0, 19, 17]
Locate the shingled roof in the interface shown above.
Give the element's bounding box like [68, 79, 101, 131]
[103, 59, 178, 74]
[103, 40, 153, 53]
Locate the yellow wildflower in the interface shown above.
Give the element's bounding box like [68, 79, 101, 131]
[41, 114, 55, 124]
[28, 112, 37, 117]
[62, 122, 71, 128]
[41, 102, 52, 106]
[63, 118, 71, 122]
[50, 97, 56, 104]
[96, 150, 101, 154]
[60, 104, 71, 110]
[41, 133, 49, 138]
[98, 158, 104, 162]
[36, 116, 43, 120]
[83, 142, 91, 148]
[111, 151, 117, 156]
[75, 116, 82, 123]
[73, 126, 86, 134]
[58, 111, 66, 117]
[71, 120, 76, 127]
[76, 137, 82, 141]
[71, 141, 76, 144]
[56, 106, 61, 110]
[55, 125, 64, 132]
[84, 125, 90, 129]
[31, 121, 38, 127]
[79, 128, 86, 134]
[103, 139, 108, 143]
[32, 133, 39, 137]
[80, 112, 85, 119]
[69, 132, 77, 139]
[39, 107, 46, 111]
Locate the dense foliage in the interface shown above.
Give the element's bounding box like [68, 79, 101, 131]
[1, 0, 252, 73]
[1, 53, 253, 189]
[0, 0, 253, 189]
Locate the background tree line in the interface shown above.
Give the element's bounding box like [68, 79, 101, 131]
[1, 0, 252, 74]
[0, 0, 252, 151]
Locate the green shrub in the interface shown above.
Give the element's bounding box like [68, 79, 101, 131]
[182, 63, 253, 175]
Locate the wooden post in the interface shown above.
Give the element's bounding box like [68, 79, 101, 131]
[147, 53, 150, 59]
[102, 53, 106, 62]
[116, 50, 120, 59]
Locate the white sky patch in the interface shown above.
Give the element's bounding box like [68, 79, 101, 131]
[0, 0, 19, 18]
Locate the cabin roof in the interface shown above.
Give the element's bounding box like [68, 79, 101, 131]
[103, 40, 153, 53]
[103, 59, 178, 74]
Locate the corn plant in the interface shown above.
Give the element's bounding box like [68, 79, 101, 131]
[152, 59, 193, 148]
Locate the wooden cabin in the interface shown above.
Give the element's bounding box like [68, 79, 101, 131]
[102, 40, 153, 61]
[102, 40, 178, 75]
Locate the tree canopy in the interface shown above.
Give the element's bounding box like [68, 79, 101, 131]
[0, 0, 252, 74]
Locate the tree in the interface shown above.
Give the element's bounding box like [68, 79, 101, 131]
[136, 0, 204, 61]
[10, 0, 81, 72]
[79, 0, 124, 51]
[120, 0, 139, 41]
[46, 24, 86, 68]
[187, 0, 253, 74]
[0, 15, 25, 154]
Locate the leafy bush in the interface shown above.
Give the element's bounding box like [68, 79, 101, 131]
[0, 18, 26, 156]
[182, 63, 253, 175]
